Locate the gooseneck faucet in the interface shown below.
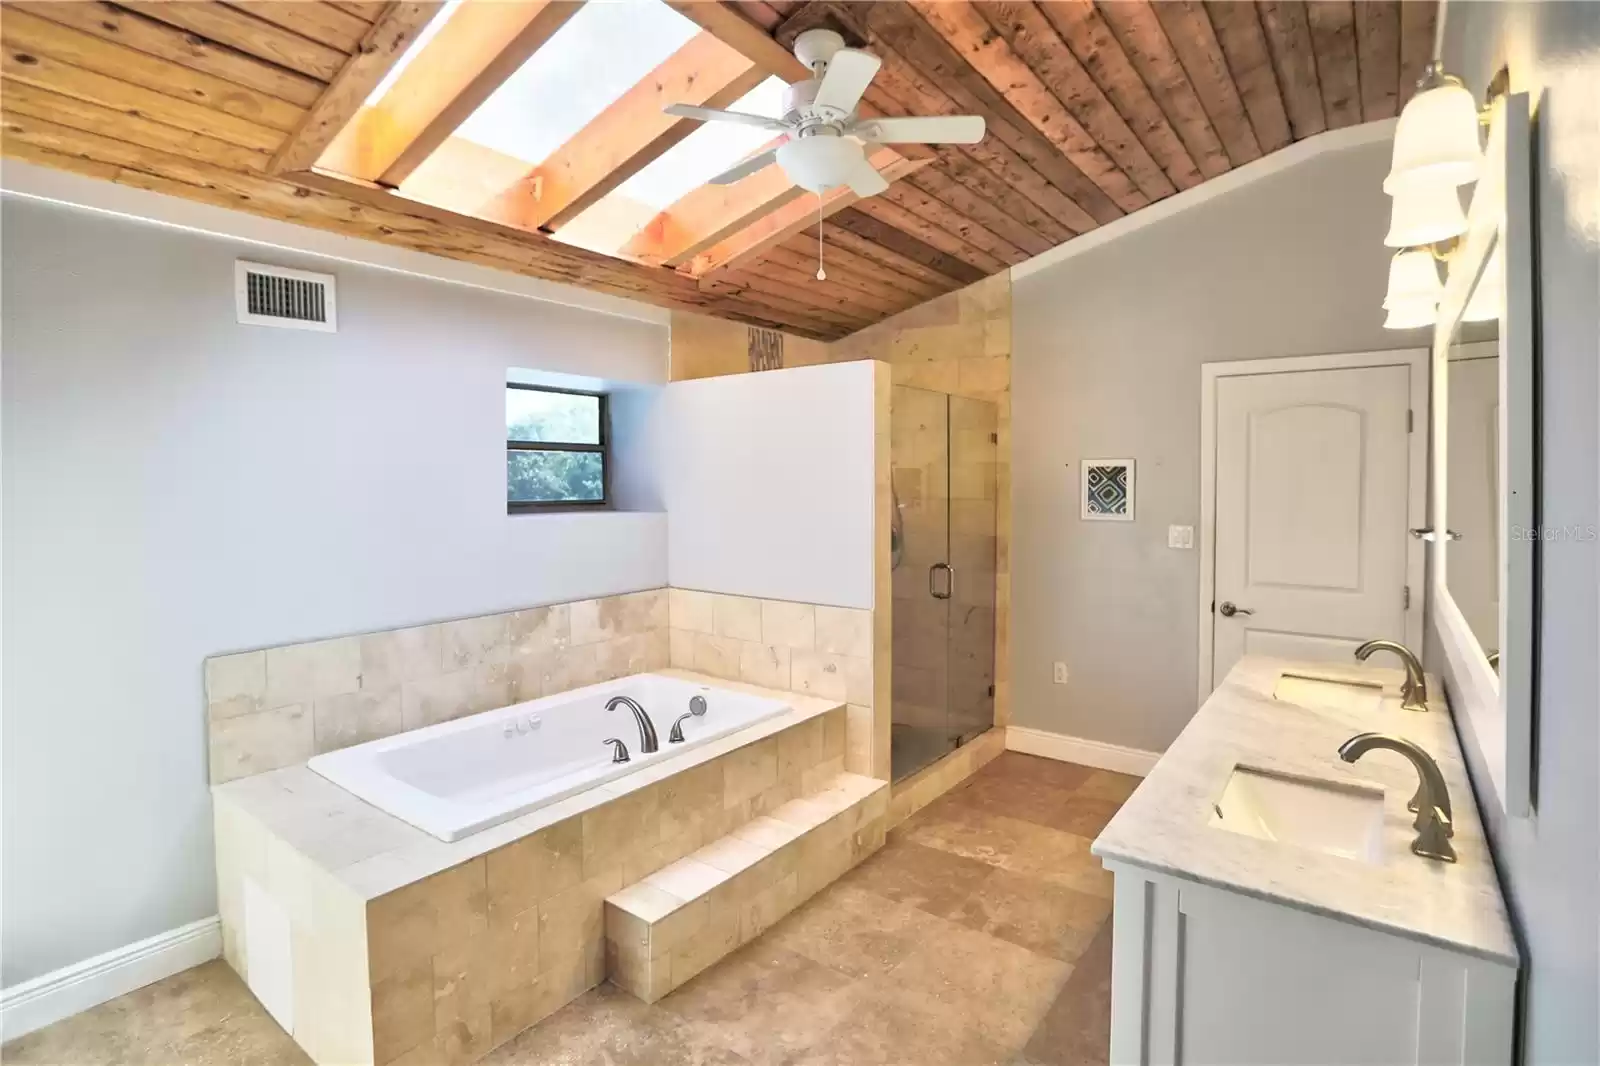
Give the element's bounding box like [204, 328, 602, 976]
[1354, 639, 1430, 712]
[606, 695, 659, 754]
[1338, 732, 1456, 863]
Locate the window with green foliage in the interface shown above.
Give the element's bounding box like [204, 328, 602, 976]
[506, 385, 607, 510]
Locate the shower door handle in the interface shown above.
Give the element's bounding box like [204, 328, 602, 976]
[929, 563, 954, 600]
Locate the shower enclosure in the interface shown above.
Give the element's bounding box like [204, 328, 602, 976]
[889, 385, 999, 781]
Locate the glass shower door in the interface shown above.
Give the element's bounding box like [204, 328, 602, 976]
[889, 386, 998, 781]
[946, 395, 998, 746]
[890, 386, 951, 780]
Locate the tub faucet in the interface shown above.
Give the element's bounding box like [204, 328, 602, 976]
[1338, 732, 1456, 863]
[1354, 639, 1429, 711]
[606, 696, 659, 754]
[602, 737, 630, 763]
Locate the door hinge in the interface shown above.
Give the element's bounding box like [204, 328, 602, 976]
[987, 683, 996, 697]
[1403, 585, 1411, 609]
[990, 432, 998, 444]
[1407, 409, 1414, 433]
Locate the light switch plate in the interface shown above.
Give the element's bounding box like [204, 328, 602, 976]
[1168, 525, 1194, 549]
[1053, 662, 1069, 685]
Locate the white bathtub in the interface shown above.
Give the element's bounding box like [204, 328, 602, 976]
[308, 673, 788, 842]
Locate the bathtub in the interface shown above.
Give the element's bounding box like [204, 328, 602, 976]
[307, 673, 789, 842]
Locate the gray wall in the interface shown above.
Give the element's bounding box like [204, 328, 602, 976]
[1435, 5, 1600, 1063]
[0, 198, 668, 987]
[1011, 136, 1401, 753]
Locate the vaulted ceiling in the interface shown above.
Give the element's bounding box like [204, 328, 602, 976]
[0, 1, 1436, 339]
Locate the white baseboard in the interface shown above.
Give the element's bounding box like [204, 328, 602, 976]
[1006, 726, 1161, 777]
[0, 917, 221, 1042]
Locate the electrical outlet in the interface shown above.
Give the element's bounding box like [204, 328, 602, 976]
[1053, 662, 1069, 685]
[1168, 524, 1195, 549]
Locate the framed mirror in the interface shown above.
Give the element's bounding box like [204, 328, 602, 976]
[1430, 90, 1535, 818]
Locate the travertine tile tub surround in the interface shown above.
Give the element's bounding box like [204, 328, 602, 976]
[667, 588, 884, 778]
[214, 676, 857, 1066]
[204, 589, 671, 785]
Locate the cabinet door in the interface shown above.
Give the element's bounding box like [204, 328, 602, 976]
[1178, 884, 1423, 1065]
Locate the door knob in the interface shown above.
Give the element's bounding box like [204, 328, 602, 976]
[1219, 601, 1254, 617]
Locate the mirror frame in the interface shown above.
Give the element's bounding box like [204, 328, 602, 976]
[1429, 91, 1536, 818]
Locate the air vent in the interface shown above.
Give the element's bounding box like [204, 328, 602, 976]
[235, 260, 336, 332]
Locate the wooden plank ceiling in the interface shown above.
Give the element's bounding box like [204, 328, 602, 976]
[0, 0, 1436, 340]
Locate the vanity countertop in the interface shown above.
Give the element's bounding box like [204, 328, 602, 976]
[1092, 655, 1518, 966]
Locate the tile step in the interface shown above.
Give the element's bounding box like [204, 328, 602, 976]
[604, 772, 889, 1003]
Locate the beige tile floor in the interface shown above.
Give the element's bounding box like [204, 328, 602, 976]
[5, 753, 1136, 1066]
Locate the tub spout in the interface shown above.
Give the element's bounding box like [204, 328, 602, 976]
[606, 696, 659, 754]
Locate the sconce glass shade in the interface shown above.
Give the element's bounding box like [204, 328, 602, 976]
[1463, 246, 1505, 322]
[1384, 248, 1443, 309]
[1384, 299, 1439, 330]
[1384, 177, 1468, 247]
[1384, 66, 1482, 193]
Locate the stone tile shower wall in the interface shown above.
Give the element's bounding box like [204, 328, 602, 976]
[204, 590, 669, 784]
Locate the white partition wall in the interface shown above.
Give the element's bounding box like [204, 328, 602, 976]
[663, 361, 878, 609]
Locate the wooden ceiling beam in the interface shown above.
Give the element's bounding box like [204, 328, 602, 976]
[118, 1, 352, 81]
[1203, 1, 1293, 153]
[827, 206, 987, 286]
[1033, 0, 1210, 188]
[1354, 0, 1402, 121]
[622, 144, 798, 267]
[322, 0, 582, 187]
[942, 0, 1177, 205]
[0, 7, 305, 133]
[687, 151, 927, 277]
[268, 1, 444, 173]
[522, 32, 768, 232]
[1145, 1, 1262, 165]
[860, 50, 1099, 234]
[817, 220, 970, 292]
[837, 2, 1125, 226]
[876, 182, 1026, 267]
[11, 1, 326, 109]
[1305, 1, 1363, 129]
[852, 195, 1008, 274]
[1255, 1, 1329, 139]
[1091, 0, 1236, 178]
[223, 2, 374, 54]
[905, 167, 1053, 257]
[664, 1, 808, 80]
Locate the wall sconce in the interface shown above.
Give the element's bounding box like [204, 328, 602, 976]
[1383, 248, 1445, 329]
[1379, 1, 1497, 331]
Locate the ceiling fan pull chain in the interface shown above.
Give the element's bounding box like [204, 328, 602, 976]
[816, 194, 826, 281]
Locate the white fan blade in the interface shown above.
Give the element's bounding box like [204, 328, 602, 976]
[856, 114, 986, 144]
[815, 48, 881, 114]
[845, 158, 889, 197]
[664, 103, 788, 131]
[707, 145, 782, 185]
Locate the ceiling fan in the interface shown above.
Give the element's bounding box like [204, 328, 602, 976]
[663, 29, 986, 198]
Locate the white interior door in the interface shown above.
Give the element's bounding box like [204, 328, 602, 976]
[1210, 363, 1414, 685]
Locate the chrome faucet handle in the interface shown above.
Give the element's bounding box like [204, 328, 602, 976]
[1354, 639, 1429, 712]
[1412, 805, 1457, 863]
[602, 737, 630, 763]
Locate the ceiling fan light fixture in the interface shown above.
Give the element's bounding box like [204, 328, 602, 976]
[777, 134, 863, 194]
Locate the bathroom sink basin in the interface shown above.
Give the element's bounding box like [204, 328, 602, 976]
[1273, 672, 1385, 714]
[1208, 766, 1385, 863]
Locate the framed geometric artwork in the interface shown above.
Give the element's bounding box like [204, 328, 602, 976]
[1081, 459, 1135, 521]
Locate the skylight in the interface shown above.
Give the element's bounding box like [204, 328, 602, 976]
[551, 77, 791, 257]
[452, 0, 700, 167]
[612, 77, 790, 210]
